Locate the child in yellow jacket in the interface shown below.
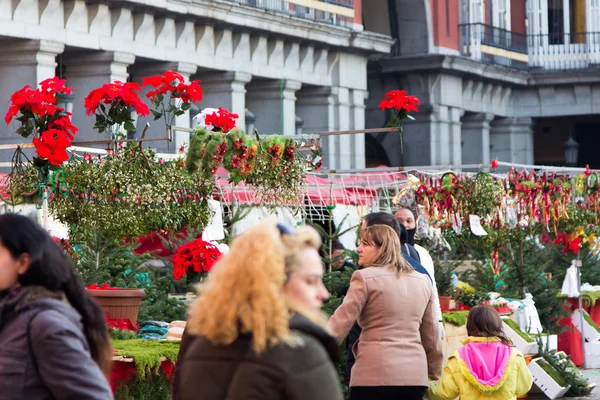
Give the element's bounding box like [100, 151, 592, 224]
[428, 306, 533, 400]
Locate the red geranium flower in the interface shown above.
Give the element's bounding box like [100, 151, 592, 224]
[379, 90, 420, 113]
[491, 158, 499, 169]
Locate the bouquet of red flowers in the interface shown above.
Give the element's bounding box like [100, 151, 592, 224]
[6, 77, 78, 167]
[379, 89, 420, 128]
[172, 237, 222, 280]
[143, 70, 203, 127]
[84, 81, 149, 134]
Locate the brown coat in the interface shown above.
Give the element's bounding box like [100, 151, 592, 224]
[327, 266, 444, 388]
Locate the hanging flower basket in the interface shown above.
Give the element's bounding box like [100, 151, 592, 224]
[88, 287, 146, 323]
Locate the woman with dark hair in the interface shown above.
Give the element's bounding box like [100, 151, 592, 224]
[427, 306, 533, 400]
[0, 214, 113, 399]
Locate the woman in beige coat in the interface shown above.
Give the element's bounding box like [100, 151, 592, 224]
[327, 224, 444, 400]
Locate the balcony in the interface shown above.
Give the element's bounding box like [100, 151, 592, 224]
[223, 0, 357, 28]
[459, 24, 529, 70]
[460, 23, 600, 70]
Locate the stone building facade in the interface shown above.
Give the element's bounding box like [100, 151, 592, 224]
[0, 0, 393, 170]
[364, 0, 600, 169]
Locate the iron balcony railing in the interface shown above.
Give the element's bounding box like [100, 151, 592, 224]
[459, 23, 529, 70]
[224, 0, 356, 28]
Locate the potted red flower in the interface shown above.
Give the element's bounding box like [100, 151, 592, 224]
[86, 283, 146, 323]
[172, 237, 223, 281]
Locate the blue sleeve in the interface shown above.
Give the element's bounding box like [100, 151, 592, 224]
[30, 310, 114, 400]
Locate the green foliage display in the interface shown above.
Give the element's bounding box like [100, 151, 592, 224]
[110, 329, 139, 340]
[442, 311, 469, 327]
[432, 253, 460, 296]
[452, 289, 489, 308]
[503, 318, 535, 343]
[112, 339, 180, 377]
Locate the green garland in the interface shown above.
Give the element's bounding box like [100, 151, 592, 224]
[112, 339, 180, 377]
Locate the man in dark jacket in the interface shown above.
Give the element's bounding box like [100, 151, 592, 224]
[345, 212, 432, 380]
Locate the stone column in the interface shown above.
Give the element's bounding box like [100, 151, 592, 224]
[350, 89, 368, 169]
[490, 117, 534, 165]
[402, 105, 463, 166]
[62, 51, 135, 142]
[461, 113, 495, 164]
[296, 87, 336, 168]
[0, 40, 64, 144]
[200, 71, 252, 132]
[246, 80, 302, 135]
[130, 62, 198, 153]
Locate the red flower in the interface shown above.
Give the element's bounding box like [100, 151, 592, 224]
[379, 90, 420, 113]
[143, 70, 203, 103]
[5, 86, 57, 124]
[84, 81, 149, 116]
[176, 80, 203, 103]
[569, 237, 582, 254]
[39, 129, 72, 149]
[205, 107, 238, 133]
[39, 77, 72, 96]
[172, 238, 222, 280]
[491, 158, 499, 169]
[33, 137, 69, 166]
[585, 165, 592, 176]
[48, 115, 78, 140]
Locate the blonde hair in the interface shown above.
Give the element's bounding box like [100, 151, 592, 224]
[282, 226, 322, 282]
[360, 224, 413, 274]
[280, 226, 329, 327]
[186, 223, 290, 353]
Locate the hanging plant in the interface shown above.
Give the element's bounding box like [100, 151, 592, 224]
[49, 144, 214, 239]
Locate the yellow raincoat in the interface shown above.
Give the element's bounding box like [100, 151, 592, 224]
[427, 337, 533, 400]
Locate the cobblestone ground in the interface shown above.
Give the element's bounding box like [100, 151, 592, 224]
[529, 369, 600, 399]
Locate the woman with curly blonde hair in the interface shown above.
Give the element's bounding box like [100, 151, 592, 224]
[178, 222, 342, 400]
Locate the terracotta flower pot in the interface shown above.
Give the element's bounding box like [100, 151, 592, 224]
[439, 295, 452, 309]
[88, 288, 146, 323]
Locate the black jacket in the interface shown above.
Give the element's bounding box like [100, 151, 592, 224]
[0, 285, 113, 400]
[178, 313, 342, 400]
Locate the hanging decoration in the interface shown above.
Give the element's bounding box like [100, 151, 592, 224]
[186, 107, 315, 205]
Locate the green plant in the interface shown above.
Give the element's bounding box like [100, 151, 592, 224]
[115, 371, 172, 400]
[535, 335, 592, 396]
[433, 254, 459, 296]
[535, 359, 568, 388]
[503, 318, 535, 343]
[110, 329, 139, 340]
[452, 288, 488, 308]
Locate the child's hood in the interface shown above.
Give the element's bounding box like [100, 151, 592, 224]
[456, 337, 513, 393]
